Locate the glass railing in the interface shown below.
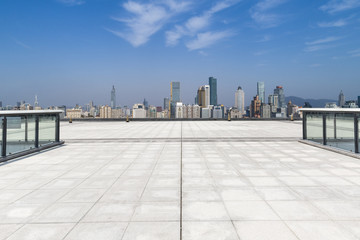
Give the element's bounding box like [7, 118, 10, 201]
[302, 109, 359, 154]
[0, 110, 63, 162]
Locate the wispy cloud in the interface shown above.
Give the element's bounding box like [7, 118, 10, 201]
[304, 36, 342, 52]
[250, 0, 287, 28]
[186, 31, 233, 51]
[109, 0, 191, 47]
[310, 63, 322, 67]
[257, 35, 271, 42]
[13, 39, 31, 49]
[57, 0, 85, 6]
[166, 0, 241, 49]
[305, 36, 341, 45]
[253, 50, 269, 56]
[317, 18, 348, 27]
[320, 0, 360, 13]
[348, 49, 360, 57]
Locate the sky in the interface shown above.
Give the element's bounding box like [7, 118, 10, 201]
[0, 0, 360, 108]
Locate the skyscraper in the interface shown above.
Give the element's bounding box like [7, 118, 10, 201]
[164, 97, 169, 111]
[204, 85, 210, 107]
[170, 82, 180, 117]
[34, 95, 39, 107]
[274, 86, 285, 108]
[338, 90, 345, 107]
[257, 82, 265, 103]
[143, 98, 148, 110]
[110, 85, 116, 109]
[250, 95, 261, 118]
[357, 96, 360, 106]
[197, 86, 206, 107]
[235, 86, 245, 114]
[209, 77, 217, 106]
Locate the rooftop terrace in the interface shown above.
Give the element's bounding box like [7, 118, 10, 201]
[1, 121, 360, 240]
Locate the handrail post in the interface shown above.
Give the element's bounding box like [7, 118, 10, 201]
[55, 114, 60, 142]
[323, 113, 327, 145]
[35, 115, 39, 148]
[302, 112, 307, 140]
[355, 114, 359, 154]
[25, 116, 28, 142]
[2, 117, 7, 157]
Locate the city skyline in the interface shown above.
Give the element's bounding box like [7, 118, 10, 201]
[1, 0, 360, 107]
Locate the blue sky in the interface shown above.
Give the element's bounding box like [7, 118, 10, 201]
[0, 0, 359, 108]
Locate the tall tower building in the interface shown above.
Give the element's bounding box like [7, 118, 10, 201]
[197, 86, 206, 107]
[110, 85, 116, 109]
[274, 86, 285, 108]
[34, 95, 39, 108]
[204, 85, 210, 107]
[209, 77, 217, 106]
[257, 82, 265, 103]
[170, 82, 180, 117]
[338, 90, 345, 107]
[164, 97, 169, 111]
[235, 86, 245, 114]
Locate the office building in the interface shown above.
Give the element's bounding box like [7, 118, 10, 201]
[274, 86, 285, 108]
[193, 105, 201, 118]
[204, 85, 210, 107]
[0, 101, 2, 108]
[197, 86, 205, 107]
[250, 95, 261, 118]
[34, 95, 39, 108]
[201, 108, 210, 119]
[170, 82, 180, 117]
[213, 106, 223, 119]
[100, 106, 112, 118]
[268, 94, 279, 108]
[132, 104, 146, 118]
[66, 109, 82, 119]
[358, 96, 360, 106]
[338, 90, 345, 107]
[257, 82, 265, 103]
[110, 86, 116, 109]
[175, 102, 183, 118]
[209, 77, 217, 106]
[143, 99, 149, 110]
[164, 98, 169, 111]
[235, 86, 245, 114]
[260, 104, 271, 119]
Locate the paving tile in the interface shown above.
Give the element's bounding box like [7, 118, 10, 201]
[234, 221, 298, 240]
[287, 221, 358, 240]
[183, 221, 239, 240]
[64, 222, 127, 240]
[6, 223, 74, 240]
[122, 222, 179, 240]
[82, 203, 136, 222]
[183, 202, 229, 221]
[0, 224, 23, 240]
[132, 202, 179, 221]
[225, 201, 279, 220]
[268, 201, 328, 220]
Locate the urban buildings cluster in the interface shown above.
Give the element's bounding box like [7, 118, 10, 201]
[1, 79, 359, 120]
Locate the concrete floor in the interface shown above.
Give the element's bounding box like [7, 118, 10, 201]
[0, 121, 360, 240]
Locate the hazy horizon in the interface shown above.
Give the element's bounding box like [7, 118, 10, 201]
[1, 0, 359, 108]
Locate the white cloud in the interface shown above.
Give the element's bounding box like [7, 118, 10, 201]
[310, 63, 322, 67]
[166, 0, 240, 49]
[348, 49, 360, 57]
[57, 0, 85, 6]
[186, 31, 233, 51]
[13, 39, 31, 49]
[304, 45, 333, 52]
[257, 35, 271, 42]
[318, 19, 348, 27]
[250, 0, 287, 28]
[305, 36, 341, 45]
[320, 0, 360, 13]
[109, 0, 190, 47]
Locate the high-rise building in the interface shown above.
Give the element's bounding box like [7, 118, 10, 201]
[132, 104, 146, 118]
[358, 96, 360, 106]
[235, 86, 245, 114]
[250, 95, 261, 118]
[163, 98, 169, 111]
[201, 108, 210, 119]
[213, 106, 223, 119]
[209, 77, 217, 106]
[0, 101, 2, 108]
[110, 86, 116, 109]
[175, 102, 183, 118]
[204, 85, 210, 107]
[197, 86, 205, 107]
[274, 86, 285, 108]
[34, 95, 39, 108]
[100, 105, 112, 118]
[170, 82, 180, 118]
[338, 90, 345, 107]
[143, 98, 149, 110]
[193, 105, 201, 118]
[260, 104, 271, 118]
[257, 82, 265, 103]
[268, 94, 279, 108]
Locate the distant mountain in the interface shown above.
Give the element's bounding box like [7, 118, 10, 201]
[285, 96, 337, 108]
